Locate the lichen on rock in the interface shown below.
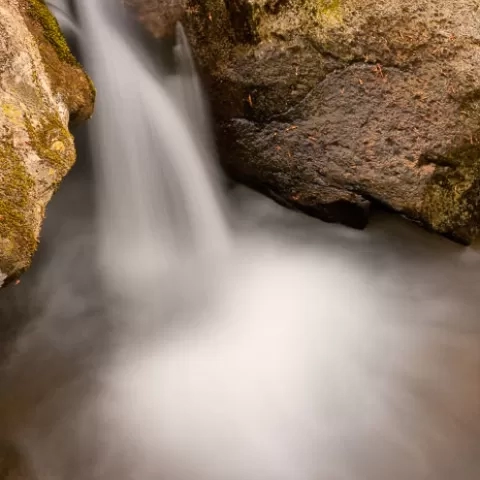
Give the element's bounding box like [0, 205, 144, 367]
[0, 0, 94, 285]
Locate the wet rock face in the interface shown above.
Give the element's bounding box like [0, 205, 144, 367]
[0, 0, 94, 286]
[129, 0, 480, 243]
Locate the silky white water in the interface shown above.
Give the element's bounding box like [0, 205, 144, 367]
[78, 0, 230, 296]
[0, 1, 479, 479]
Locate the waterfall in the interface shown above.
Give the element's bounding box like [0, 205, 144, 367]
[1, 2, 478, 480]
[74, 0, 230, 296]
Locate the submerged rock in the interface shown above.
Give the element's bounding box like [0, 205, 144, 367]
[130, 0, 480, 243]
[0, 0, 94, 286]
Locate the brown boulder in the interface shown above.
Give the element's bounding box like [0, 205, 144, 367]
[0, 0, 94, 286]
[129, 0, 480, 243]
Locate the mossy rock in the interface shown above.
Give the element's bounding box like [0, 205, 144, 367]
[21, 0, 95, 124]
[0, 0, 94, 286]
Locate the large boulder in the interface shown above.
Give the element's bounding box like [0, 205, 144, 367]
[128, 0, 480, 244]
[0, 0, 94, 286]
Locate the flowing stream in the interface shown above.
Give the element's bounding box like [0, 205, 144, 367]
[0, 1, 479, 479]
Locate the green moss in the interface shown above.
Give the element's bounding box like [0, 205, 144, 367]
[24, 0, 96, 122]
[422, 143, 480, 243]
[0, 139, 37, 277]
[26, 0, 78, 66]
[24, 113, 73, 177]
[226, 0, 343, 41]
[85, 75, 97, 112]
[0, 107, 72, 278]
[312, 0, 341, 16]
[280, 0, 342, 22]
[1, 104, 24, 126]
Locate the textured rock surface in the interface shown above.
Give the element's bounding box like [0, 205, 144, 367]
[129, 0, 480, 243]
[0, 0, 94, 285]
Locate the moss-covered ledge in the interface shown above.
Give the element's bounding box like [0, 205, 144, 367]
[21, 0, 95, 124]
[0, 0, 94, 286]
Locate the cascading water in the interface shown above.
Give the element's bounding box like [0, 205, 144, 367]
[1, 1, 480, 480]
[76, 0, 230, 296]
